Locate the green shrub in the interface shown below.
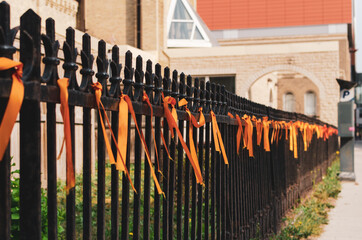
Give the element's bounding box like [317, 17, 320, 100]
[273, 159, 341, 240]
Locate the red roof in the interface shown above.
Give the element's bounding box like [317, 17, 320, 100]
[197, 0, 352, 30]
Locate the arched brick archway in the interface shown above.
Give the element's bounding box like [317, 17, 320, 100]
[240, 64, 326, 102]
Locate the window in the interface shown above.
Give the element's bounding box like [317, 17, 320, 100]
[283, 92, 295, 112]
[167, 0, 212, 47]
[210, 76, 235, 93]
[304, 91, 316, 116]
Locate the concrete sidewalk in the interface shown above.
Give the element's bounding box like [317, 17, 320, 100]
[318, 141, 362, 240]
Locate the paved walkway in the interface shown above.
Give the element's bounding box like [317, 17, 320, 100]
[319, 141, 362, 240]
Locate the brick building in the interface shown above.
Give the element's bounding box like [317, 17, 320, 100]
[7, 0, 353, 179]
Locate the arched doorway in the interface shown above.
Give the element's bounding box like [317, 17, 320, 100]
[249, 70, 320, 117]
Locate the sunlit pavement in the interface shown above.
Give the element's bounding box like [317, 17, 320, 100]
[318, 141, 362, 240]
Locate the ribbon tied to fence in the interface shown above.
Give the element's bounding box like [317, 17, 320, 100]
[92, 82, 136, 193]
[162, 94, 203, 184]
[0, 58, 24, 161]
[210, 110, 228, 165]
[56, 78, 75, 194]
[179, 98, 205, 184]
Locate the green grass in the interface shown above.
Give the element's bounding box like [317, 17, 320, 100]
[273, 157, 341, 240]
[10, 160, 156, 239]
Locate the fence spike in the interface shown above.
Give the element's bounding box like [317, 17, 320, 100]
[163, 67, 171, 97]
[79, 33, 94, 92]
[134, 55, 144, 102]
[153, 63, 162, 105]
[0, 1, 18, 59]
[41, 18, 60, 85]
[144, 60, 154, 101]
[20, 9, 41, 82]
[95, 40, 109, 96]
[186, 75, 193, 110]
[62, 27, 78, 89]
[210, 82, 216, 112]
[123, 50, 134, 97]
[199, 79, 205, 114]
[109, 45, 121, 98]
[192, 77, 200, 112]
[171, 69, 178, 101]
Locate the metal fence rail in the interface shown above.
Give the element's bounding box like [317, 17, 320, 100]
[0, 2, 339, 240]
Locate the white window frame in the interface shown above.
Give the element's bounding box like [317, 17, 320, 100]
[304, 91, 317, 116]
[283, 92, 295, 112]
[167, 0, 212, 47]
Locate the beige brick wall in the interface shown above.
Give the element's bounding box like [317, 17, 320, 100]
[85, 0, 133, 46]
[8, 0, 78, 33]
[167, 42, 341, 125]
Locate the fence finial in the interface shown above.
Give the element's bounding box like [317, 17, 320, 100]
[123, 50, 134, 97]
[62, 27, 78, 89]
[171, 70, 178, 101]
[186, 75, 193, 109]
[144, 60, 154, 101]
[0, 1, 18, 59]
[134, 55, 144, 101]
[20, 9, 41, 82]
[79, 34, 94, 92]
[163, 67, 171, 97]
[200, 80, 205, 114]
[153, 63, 162, 105]
[193, 77, 200, 112]
[178, 73, 186, 110]
[95, 40, 109, 96]
[109, 45, 122, 98]
[41, 18, 60, 85]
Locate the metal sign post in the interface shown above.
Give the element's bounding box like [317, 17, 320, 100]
[337, 79, 357, 181]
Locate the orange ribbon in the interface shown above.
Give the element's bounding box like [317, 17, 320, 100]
[57, 78, 75, 194]
[160, 122, 172, 162]
[235, 114, 244, 154]
[242, 114, 254, 157]
[92, 82, 136, 193]
[122, 94, 164, 196]
[179, 99, 205, 181]
[142, 92, 166, 174]
[252, 116, 263, 146]
[262, 117, 270, 152]
[210, 110, 228, 164]
[0, 58, 24, 161]
[162, 94, 203, 184]
[288, 122, 298, 159]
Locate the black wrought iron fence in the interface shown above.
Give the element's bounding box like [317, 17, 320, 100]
[0, 2, 339, 240]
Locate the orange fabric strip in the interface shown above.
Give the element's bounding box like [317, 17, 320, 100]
[117, 97, 128, 172]
[56, 138, 66, 160]
[293, 123, 298, 158]
[0, 58, 24, 161]
[179, 99, 204, 181]
[162, 95, 203, 184]
[242, 114, 254, 157]
[288, 122, 293, 152]
[210, 110, 228, 164]
[160, 127, 172, 162]
[123, 95, 164, 196]
[92, 83, 136, 193]
[142, 93, 166, 174]
[252, 116, 263, 146]
[262, 117, 270, 152]
[57, 78, 75, 194]
[235, 114, 244, 155]
[228, 112, 234, 118]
